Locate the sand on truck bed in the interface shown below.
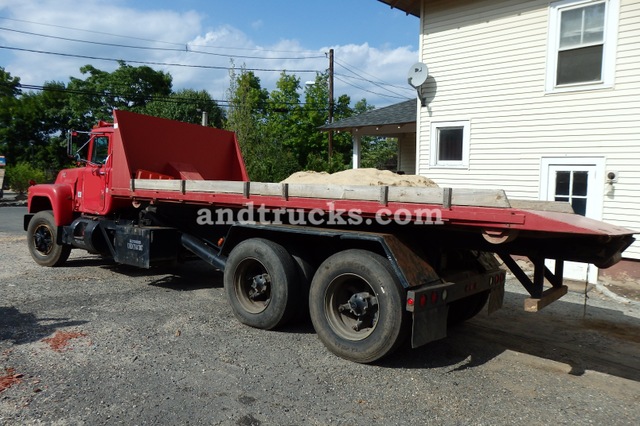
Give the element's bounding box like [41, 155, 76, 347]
[281, 168, 439, 188]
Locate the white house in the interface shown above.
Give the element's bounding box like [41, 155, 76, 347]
[372, 0, 640, 282]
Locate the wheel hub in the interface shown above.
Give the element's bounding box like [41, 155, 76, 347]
[34, 225, 53, 255]
[338, 292, 378, 331]
[249, 273, 270, 300]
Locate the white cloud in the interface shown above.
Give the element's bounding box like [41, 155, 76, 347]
[251, 20, 263, 30]
[0, 0, 417, 107]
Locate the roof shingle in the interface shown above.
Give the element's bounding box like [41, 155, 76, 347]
[320, 99, 416, 131]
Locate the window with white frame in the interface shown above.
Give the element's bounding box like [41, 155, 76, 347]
[546, 0, 619, 92]
[429, 121, 470, 168]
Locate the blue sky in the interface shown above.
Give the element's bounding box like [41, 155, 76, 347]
[0, 0, 419, 107]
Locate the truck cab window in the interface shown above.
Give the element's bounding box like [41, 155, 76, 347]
[92, 136, 109, 165]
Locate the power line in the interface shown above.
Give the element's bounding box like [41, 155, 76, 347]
[1, 45, 409, 104]
[6, 47, 411, 104]
[0, 16, 322, 55]
[335, 58, 411, 91]
[0, 26, 326, 61]
[334, 59, 413, 97]
[0, 45, 321, 74]
[0, 16, 185, 47]
[336, 72, 412, 100]
[17, 83, 212, 103]
[333, 75, 409, 101]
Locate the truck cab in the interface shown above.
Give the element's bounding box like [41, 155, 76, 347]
[26, 120, 116, 230]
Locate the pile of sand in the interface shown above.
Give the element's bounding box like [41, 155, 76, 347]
[281, 168, 439, 188]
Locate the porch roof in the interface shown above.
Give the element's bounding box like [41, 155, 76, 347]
[320, 99, 417, 135]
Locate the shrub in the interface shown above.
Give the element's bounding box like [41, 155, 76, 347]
[5, 162, 46, 194]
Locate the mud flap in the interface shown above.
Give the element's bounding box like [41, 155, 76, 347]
[114, 225, 180, 268]
[411, 306, 449, 348]
[488, 283, 505, 314]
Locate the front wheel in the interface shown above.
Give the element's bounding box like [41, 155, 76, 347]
[309, 249, 407, 363]
[27, 210, 71, 267]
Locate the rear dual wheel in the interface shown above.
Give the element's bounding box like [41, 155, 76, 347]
[309, 249, 407, 364]
[224, 238, 299, 330]
[225, 243, 408, 363]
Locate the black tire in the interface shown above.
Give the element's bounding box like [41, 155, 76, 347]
[291, 252, 315, 321]
[224, 238, 299, 330]
[447, 291, 489, 326]
[27, 210, 71, 267]
[309, 249, 407, 363]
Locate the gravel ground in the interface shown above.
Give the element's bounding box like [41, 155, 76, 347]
[1, 206, 640, 425]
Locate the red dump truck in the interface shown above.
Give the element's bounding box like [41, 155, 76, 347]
[24, 111, 635, 363]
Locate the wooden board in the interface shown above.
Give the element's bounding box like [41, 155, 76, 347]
[131, 178, 512, 209]
[524, 285, 569, 312]
[510, 199, 574, 213]
[132, 178, 182, 192]
[186, 180, 245, 194]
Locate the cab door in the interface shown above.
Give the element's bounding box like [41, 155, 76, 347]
[80, 136, 111, 214]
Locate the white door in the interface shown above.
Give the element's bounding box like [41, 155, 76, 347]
[541, 158, 604, 283]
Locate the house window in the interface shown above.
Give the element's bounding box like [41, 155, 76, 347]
[430, 121, 470, 168]
[546, 0, 619, 92]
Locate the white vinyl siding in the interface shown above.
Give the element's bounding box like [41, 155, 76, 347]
[416, 0, 640, 259]
[397, 133, 417, 175]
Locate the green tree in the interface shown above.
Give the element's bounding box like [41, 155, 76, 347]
[353, 98, 374, 115]
[0, 68, 22, 166]
[266, 72, 303, 150]
[226, 66, 298, 182]
[0, 67, 20, 98]
[67, 62, 172, 128]
[300, 73, 331, 167]
[144, 89, 225, 128]
[361, 137, 398, 170]
[0, 79, 72, 172]
[36, 81, 74, 171]
[298, 73, 353, 172]
[331, 93, 356, 165]
[263, 72, 305, 176]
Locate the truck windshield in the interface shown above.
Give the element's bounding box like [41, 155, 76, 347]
[92, 136, 109, 165]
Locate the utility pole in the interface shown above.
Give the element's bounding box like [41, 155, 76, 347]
[328, 48, 334, 160]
